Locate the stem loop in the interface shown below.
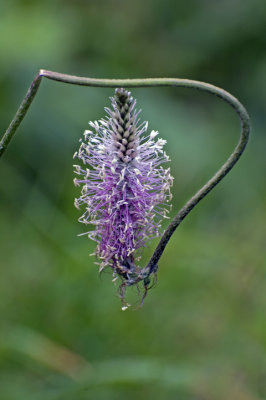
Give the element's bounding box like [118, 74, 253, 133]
[0, 69, 251, 268]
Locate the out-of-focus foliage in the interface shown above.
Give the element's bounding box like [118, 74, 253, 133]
[0, 0, 265, 399]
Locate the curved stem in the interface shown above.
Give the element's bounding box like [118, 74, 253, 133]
[0, 69, 251, 269]
[0, 72, 42, 157]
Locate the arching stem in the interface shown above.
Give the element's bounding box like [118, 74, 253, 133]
[0, 69, 251, 270]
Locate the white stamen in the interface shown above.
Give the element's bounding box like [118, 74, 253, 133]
[150, 130, 159, 139]
[134, 168, 142, 176]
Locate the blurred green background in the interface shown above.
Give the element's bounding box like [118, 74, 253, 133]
[0, 0, 265, 399]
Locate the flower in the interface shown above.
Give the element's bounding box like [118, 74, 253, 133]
[74, 88, 173, 298]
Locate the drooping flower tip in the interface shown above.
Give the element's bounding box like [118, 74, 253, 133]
[121, 305, 130, 311]
[74, 88, 173, 291]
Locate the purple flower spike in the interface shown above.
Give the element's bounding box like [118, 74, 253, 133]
[74, 88, 173, 306]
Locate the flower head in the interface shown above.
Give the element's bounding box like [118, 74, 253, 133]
[74, 88, 173, 302]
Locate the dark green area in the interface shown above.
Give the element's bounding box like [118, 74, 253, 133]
[0, 0, 265, 399]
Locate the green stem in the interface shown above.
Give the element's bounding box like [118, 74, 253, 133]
[0, 69, 251, 269]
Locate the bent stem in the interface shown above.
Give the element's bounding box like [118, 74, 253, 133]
[0, 69, 251, 276]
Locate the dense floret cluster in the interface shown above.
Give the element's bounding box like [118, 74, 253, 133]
[74, 88, 173, 291]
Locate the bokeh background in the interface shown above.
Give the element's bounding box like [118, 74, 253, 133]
[0, 0, 265, 399]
